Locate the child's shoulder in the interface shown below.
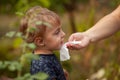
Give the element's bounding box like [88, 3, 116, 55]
[31, 56, 52, 66]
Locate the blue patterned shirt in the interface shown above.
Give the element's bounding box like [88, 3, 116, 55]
[30, 54, 66, 80]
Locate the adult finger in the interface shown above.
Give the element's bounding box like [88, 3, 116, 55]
[68, 34, 75, 42]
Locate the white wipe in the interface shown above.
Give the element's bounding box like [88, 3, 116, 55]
[69, 40, 82, 44]
[60, 41, 82, 61]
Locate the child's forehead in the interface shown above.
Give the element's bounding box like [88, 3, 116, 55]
[25, 6, 61, 32]
[46, 22, 61, 30]
[26, 7, 60, 21]
[27, 11, 61, 28]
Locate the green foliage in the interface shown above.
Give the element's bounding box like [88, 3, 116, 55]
[0, 61, 22, 71]
[15, 0, 50, 14]
[62, 60, 72, 73]
[20, 53, 39, 66]
[15, 73, 48, 80]
[16, 12, 25, 17]
[13, 37, 23, 48]
[5, 31, 16, 38]
[109, 0, 120, 8]
[5, 31, 22, 38]
[1, 0, 120, 79]
[0, 30, 47, 79]
[49, 0, 89, 13]
[27, 43, 36, 50]
[36, 21, 52, 28]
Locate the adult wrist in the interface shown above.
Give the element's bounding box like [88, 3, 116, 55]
[83, 31, 95, 43]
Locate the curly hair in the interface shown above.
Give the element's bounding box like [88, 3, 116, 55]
[20, 6, 61, 43]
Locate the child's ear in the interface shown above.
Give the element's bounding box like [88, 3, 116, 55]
[34, 37, 45, 47]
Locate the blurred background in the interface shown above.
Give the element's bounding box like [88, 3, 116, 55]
[0, 0, 120, 80]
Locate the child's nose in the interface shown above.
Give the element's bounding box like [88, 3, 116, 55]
[61, 30, 65, 38]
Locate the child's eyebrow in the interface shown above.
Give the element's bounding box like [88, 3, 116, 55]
[55, 27, 60, 31]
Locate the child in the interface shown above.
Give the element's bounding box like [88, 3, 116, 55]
[20, 6, 67, 80]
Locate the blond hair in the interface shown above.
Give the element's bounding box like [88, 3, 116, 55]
[20, 6, 61, 43]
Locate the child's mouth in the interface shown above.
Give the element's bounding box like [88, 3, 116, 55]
[61, 41, 64, 45]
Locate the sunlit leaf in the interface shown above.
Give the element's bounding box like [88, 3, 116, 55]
[5, 31, 16, 38]
[27, 43, 36, 49]
[36, 21, 42, 25]
[35, 21, 52, 28]
[13, 61, 22, 71]
[13, 38, 23, 48]
[38, 0, 50, 7]
[8, 64, 16, 71]
[24, 73, 31, 79]
[43, 22, 52, 28]
[5, 61, 22, 71]
[16, 32, 22, 37]
[20, 53, 39, 66]
[31, 72, 48, 80]
[16, 12, 24, 17]
[4, 61, 11, 67]
[22, 42, 27, 48]
[15, 72, 48, 80]
[31, 27, 37, 33]
[90, 68, 105, 79]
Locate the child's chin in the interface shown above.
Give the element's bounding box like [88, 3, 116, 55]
[56, 47, 62, 50]
[57, 47, 61, 50]
[54, 45, 63, 50]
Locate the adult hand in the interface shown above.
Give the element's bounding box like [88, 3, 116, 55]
[67, 32, 90, 50]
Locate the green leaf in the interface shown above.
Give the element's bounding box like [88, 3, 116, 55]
[4, 61, 11, 67]
[0, 61, 4, 69]
[35, 21, 52, 28]
[14, 77, 24, 80]
[16, 64, 22, 71]
[16, 12, 24, 17]
[22, 42, 27, 48]
[20, 53, 39, 66]
[7, 61, 22, 71]
[5, 31, 16, 38]
[36, 21, 42, 25]
[13, 61, 22, 71]
[27, 43, 36, 49]
[16, 32, 22, 37]
[0, 61, 3, 66]
[13, 37, 23, 48]
[27, 27, 37, 33]
[31, 72, 48, 80]
[22, 73, 31, 79]
[37, 0, 50, 7]
[8, 64, 16, 71]
[43, 22, 52, 28]
[15, 72, 48, 80]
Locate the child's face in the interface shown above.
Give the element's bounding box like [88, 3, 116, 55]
[44, 25, 65, 51]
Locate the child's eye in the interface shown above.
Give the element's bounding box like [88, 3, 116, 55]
[54, 29, 60, 35]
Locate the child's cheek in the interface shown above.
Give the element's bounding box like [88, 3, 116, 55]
[54, 41, 61, 50]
